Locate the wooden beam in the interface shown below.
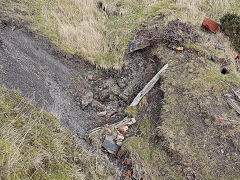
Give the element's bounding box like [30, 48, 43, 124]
[232, 89, 240, 101]
[227, 98, 240, 115]
[87, 117, 136, 135]
[130, 64, 168, 107]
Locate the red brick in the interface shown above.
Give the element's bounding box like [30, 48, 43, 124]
[202, 18, 219, 33]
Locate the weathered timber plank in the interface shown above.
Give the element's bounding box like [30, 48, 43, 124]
[130, 64, 168, 106]
[233, 89, 240, 101]
[87, 117, 136, 135]
[227, 98, 240, 115]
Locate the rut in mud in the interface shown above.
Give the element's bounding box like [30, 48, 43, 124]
[0, 18, 164, 145]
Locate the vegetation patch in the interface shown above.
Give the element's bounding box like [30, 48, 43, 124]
[0, 0, 163, 69]
[220, 13, 240, 53]
[0, 86, 117, 179]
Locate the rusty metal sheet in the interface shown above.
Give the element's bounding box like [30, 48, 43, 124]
[128, 38, 151, 53]
[202, 18, 219, 33]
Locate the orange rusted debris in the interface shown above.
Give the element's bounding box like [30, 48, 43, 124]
[202, 18, 219, 33]
[126, 170, 132, 177]
[118, 126, 128, 133]
[125, 158, 132, 166]
[235, 55, 240, 61]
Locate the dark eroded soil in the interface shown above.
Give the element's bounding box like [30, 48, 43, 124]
[0, 18, 164, 148]
[0, 20, 98, 144]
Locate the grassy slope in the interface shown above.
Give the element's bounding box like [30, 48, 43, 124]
[122, 0, 240, 179]
[0, 0, 239, 69]
[0, 86, 116, 179]
[1, 0, 240, 179]
[0, 0, 160, 69]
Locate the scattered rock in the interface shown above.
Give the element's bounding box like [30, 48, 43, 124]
[97, 111, 107, 117]
[126, 170, 132, 177]
[87, 74, 94, 81]
[91, 100, 105, 111]
[117, 79, 127, 89]
[188, 68, 194, 73]
[118, 126, 128, 133]
[99, 89, 110, 102]
[111, 85, 121, 96]
[82, 92, 93, 107]
[119, 93, 128, 102]
[116, 134, 124, 141]
[102, 78, 116, 89]
[107, 110, 117, 116]
[125, 158, 132, 166]
[102, 134, 120, 154]
[116, 141, 123, 146]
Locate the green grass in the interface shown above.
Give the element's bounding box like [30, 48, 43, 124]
[0, 86, 116, 179]
[0, 0, 161, 69]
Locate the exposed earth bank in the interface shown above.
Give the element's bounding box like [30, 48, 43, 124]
[0, 17, 163, 144]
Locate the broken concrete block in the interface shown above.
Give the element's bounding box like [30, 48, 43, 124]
[102, 135, 120, 154]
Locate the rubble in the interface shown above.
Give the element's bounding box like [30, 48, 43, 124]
[117, 78, 127, 89]
[118, 126, 128, 133]
[158, 19, 201, 44]
[111, 85, 121, 96]
[99, 89, 110, 102]
[116, 134, 125, 141]
[82, 92, 93, 107]
[176, 47, 183, 51]
[102, 134, 120, 155]
[97, 111, 107, 117]
[125, 158, 132, 166]
[91, 100, 105, 111]
[202, 18, 219, 33]
[87, 74, 94, 81]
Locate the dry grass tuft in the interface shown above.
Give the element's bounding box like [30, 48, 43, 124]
[0, 86, 117, 179]
[0, 0, 160, 69]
